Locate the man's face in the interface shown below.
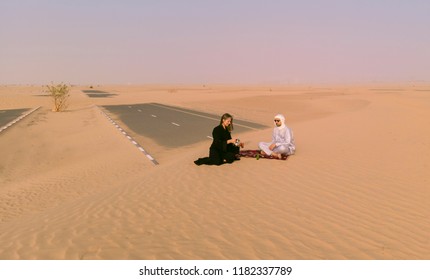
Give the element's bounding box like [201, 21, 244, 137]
[274, 118, 281, 127]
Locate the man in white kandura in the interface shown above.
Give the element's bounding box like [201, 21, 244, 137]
[258, 114, 295, 158]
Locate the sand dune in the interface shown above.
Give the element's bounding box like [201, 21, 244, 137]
[0, 84, 429, 259]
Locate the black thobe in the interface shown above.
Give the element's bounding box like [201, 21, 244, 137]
[194, 125, 240, 165]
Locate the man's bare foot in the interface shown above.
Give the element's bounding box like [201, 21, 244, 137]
[260, 150, 267, 156]
[271, 152, 282, 159]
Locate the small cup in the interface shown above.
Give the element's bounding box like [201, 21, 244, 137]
[235, 139, 240, 146]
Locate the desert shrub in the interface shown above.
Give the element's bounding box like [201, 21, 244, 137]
[46, 82, 70, 112]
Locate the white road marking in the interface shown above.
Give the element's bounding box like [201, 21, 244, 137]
[171, 122, 180, 126]
[151, 115, 157, 118]
[0, 107, 40, 134]
[138, 109, 142, 112]
[150, 103, 259, 130]
[207, 136, 213, 139]
[97, 106, 159, 166]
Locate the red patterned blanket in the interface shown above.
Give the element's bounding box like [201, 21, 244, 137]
[239, 150, 289, 160]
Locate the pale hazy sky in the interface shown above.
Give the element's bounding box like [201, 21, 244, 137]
[1, 0, 429, 85]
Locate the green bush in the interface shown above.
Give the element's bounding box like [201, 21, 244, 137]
[46, 82, 70, 112]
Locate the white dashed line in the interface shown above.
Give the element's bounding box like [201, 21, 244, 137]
[97, 106, 159, 165]
[207, 136, 213, 139]
[150, 103, 259, 130]
[138, 109, 142, 112]
[151, 115, 157, 118]
[171, 122, 180, 127]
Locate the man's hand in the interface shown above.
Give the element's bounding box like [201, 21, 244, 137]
[269, 143, 276, 150]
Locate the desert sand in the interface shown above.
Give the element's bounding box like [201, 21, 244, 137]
[0, 84, 429, 259]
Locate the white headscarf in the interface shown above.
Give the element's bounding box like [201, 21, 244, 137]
[274, 114, 286, 129]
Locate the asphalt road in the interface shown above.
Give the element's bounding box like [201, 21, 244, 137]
[82, 90, 117, 98]
[0, 108, 30, 129]
[102, 103, 268, 148]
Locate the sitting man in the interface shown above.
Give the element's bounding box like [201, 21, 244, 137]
[258, 114, 295, 158]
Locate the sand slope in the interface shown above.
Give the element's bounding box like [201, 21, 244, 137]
[0, 85, 429, 259]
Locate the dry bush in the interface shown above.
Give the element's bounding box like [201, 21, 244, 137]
[46, 82, 70, 112]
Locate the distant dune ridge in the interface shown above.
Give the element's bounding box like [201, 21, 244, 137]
[0, 84, 429, 259]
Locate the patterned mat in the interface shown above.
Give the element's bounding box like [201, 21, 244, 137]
[239, 150, 289, 160]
